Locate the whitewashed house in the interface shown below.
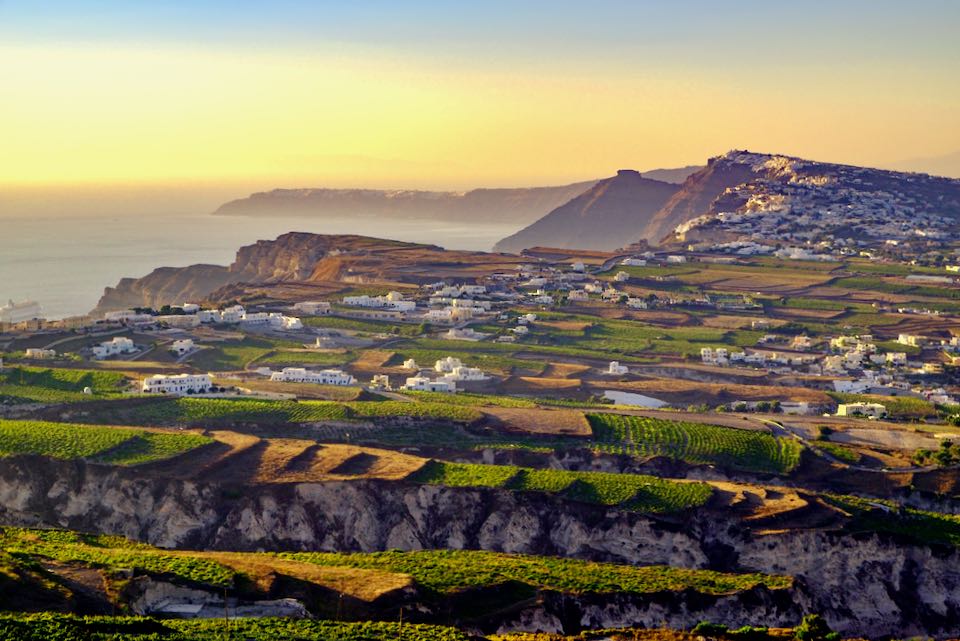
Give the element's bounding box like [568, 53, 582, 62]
[402, 375, 456, 393]
[170, 339, 195, 355]
[607, 361, 629, 375]
[142, 373, 213, 395]
[270, 368, 356, 385]
[92, 337, 136, 360]
[24, 348, 56, 359]
[293, 301, 332, 315]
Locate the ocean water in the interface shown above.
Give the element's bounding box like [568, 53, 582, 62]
[0, 214, 518, 320]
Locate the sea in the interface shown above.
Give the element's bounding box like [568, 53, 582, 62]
[0, 213, 519, 320]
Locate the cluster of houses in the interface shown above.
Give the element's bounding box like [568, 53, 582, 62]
[397, 356, 489, 393]
[104, 304, 303, 331]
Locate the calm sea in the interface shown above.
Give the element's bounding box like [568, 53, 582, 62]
[0, 214, 518, 319]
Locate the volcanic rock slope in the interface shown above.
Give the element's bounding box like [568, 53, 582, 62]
[495, 150, 960, 252]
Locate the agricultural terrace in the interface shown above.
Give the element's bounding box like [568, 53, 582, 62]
[587, 414, 803, 474]
[0, 615, 467, 641]
[517, 311, 764, 358]
[97, 397, 482, 426]
[409, 460, 713, 513]
[0, 419, 211, 465]
[281, 548, 792, 596]
[187, 336, 353, 371]
[303, 315, 425, 336]
[824, 495, 960, 548]
[0, 366, 127, 404]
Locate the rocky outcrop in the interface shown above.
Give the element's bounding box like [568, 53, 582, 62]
[1, 455, 960, 636]
[493, 170, 679, 253]
[91, 233, 443, 315]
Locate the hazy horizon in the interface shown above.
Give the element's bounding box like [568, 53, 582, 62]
[2, 1, 958, 196]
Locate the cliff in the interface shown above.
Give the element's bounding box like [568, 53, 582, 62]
[92, 233, 449, 315]
[2, 454, 959, 637]
[212, 182, 597, 225]
[493, 170, 680, 253]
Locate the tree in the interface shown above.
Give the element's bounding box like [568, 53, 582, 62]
[794, 614, 839, 641]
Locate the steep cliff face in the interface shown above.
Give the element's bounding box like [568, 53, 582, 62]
[95, 264, 237, 313]
[641, 155, 759, 243]
[1, 455, 960, 637]
[493, 170, 679, 253]
[91, 233, 443, 315]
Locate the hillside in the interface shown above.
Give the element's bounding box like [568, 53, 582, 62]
[496, 150, 960, 250]
[493, 170, 680, 253]
[213, 181, 597, 225]
[92, 233, 518, 314]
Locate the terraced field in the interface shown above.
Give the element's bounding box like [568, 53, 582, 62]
[0, 366, 127, 404]
[588, 414, 803, 474]
[409, 460, 713, 513]
[0, 419, 211, 465]
[282, 548, 792, 596]
[111, 397, 482, 426]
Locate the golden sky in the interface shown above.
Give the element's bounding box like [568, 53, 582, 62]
[2, 2, 959, 189]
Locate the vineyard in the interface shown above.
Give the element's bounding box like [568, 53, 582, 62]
[117, 398, 482, 426]
[408, 460, 712, 513]
[0, 615, 473, 641]
[0, 420, 210, 465]
[587, 414, 803, 474]
[282, 548, 791, 596]
[0, 366, 126, 404]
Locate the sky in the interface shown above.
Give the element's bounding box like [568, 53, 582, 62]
[1, 0, 959, 195]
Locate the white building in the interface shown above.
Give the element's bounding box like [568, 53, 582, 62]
[517, 313, 537, 325]
[197, 310, 222, 323]
[220, 306, 246, 324]
[442, 328, 486, 341]
[178, 303, 201, 314]
[270, 367, 356, 385]
[92, 336, 136, 360]
[403, 358, 419, 370]
[666, 255, 687, 264]
[621, 258, 647, 267]
[836, 402, 887, 418]
[142, 373, 213, 395]
[571, 261, 586, 272]
[613, 271, 630, 282]
[435, 357, 464, 373]
[24, 348, 56, 359]
[170, 339, 195, 356]
[700, 347, 729, 365]
[156, 314, 201, 329]
[897, 333, 926, 348]
[607, 361, 629, 375]
[402, 375, 456, 393]
[886, 352, 908, 366]
[239, 312, 303, 330]
[442, 366, 487, 382]
[567, 289, 589, 302]
[293, 301, 332, 315]
[342, 292, 416, 312]
[626, 297, 648, 310]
